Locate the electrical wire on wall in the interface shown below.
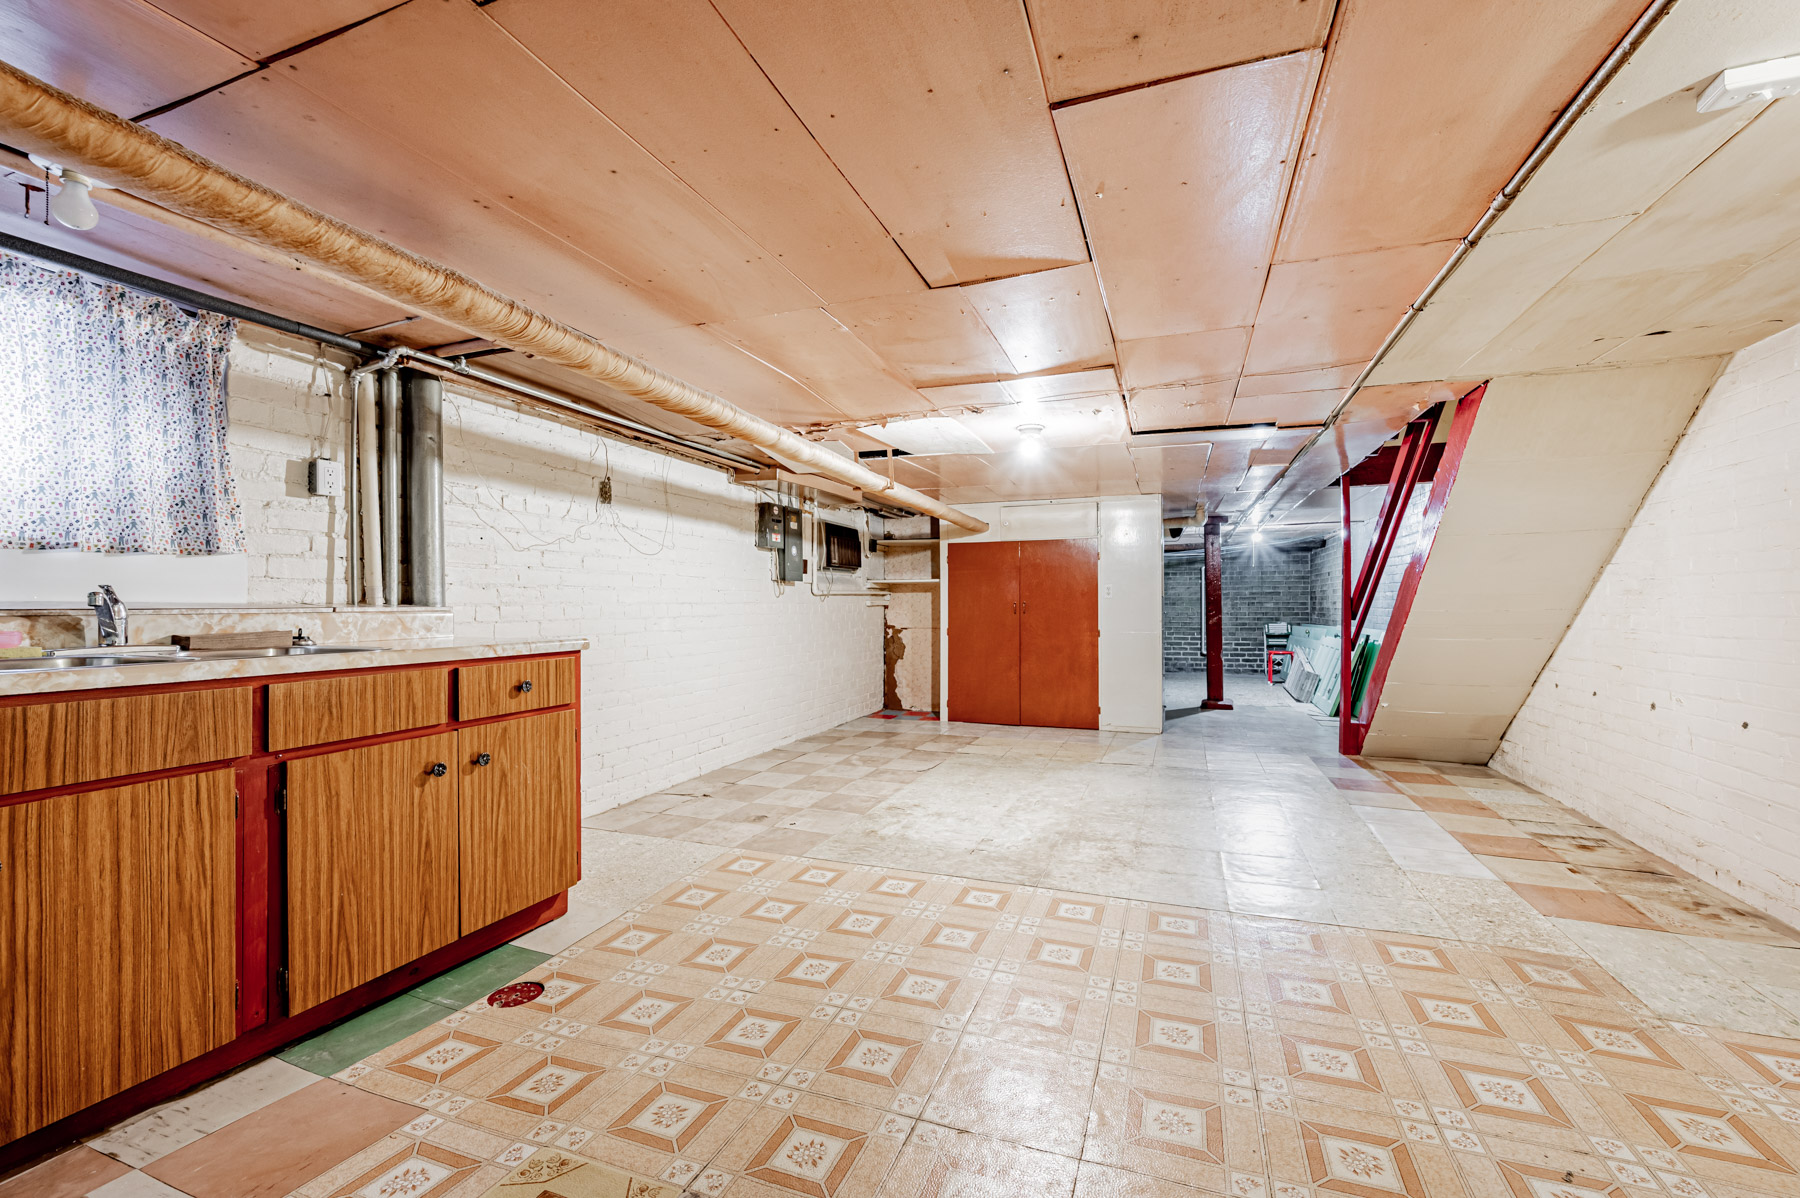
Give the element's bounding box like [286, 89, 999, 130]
[441, 399, 674, 557]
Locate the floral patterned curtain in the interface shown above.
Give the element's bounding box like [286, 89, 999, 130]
[0, 252, 242, 554]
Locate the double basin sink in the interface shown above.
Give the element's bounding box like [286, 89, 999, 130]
[0, 645, 382, 672]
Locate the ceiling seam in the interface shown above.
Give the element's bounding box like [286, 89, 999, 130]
[701, 0, 929, 294]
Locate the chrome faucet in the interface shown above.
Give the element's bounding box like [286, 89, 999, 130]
[86, 585, 128, 647]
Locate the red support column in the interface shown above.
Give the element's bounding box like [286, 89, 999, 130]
[1200, 513, 1233, 711]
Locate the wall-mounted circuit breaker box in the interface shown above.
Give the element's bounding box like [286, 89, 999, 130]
[756, 502, 806, 582]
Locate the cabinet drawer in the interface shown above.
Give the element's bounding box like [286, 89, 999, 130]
[0, 688, 251, 796]
[267, 668, 446, 750]
[457, 657, 576, 720]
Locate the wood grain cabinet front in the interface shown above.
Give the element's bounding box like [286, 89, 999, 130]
[0, 769, 235, 1144]
[458, 709, 580, 933]
[457, 657, 576, 721]
[266, 668, 446, 751]
[0, 688, 251, 797]
[284, 733, 460, 1014]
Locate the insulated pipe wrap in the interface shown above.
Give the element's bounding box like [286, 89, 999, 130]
[0, 62, 987, 532]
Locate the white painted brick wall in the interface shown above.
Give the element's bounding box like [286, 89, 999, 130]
[223, 330, 883, 812]
[1491, 326, 1800, 930]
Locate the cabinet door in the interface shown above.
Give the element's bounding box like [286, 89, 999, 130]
[946, 541, 1021, 725]
[0, 770, 235, 1146]
[1019, 538, 1100, 729]
[458, 710, 579, 933]
[285, 733, 459, 1014]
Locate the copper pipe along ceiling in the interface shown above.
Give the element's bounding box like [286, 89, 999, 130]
[0, 61, 989, 534]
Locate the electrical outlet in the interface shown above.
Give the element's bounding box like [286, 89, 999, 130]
[307, 457, 343, 497]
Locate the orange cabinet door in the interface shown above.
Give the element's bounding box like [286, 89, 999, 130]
[1019, 538, 1100, 729]
[947, 541, 1021, 726]
[458, 710, 580, 933]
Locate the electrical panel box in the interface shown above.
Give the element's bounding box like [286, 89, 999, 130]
[778, 506, 804, 582]
[754, 502, 784, 549]
[307, 457, 344, 497]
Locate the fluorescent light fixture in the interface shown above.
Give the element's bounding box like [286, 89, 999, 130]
[1697, 54, 1800, 112]
[859, 416, 991, 457]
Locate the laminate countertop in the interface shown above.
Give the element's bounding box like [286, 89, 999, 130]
[0, 637, 588, 698]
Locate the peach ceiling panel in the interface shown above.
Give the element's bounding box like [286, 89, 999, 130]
[256, 0, 820, 326]
[828, 290, 1014, 387]
[920, 367, 1122, 413]
[708, 308, 927, 422]
[146, 0, 393, 60]
[1117, 328, 1250, 390]
[1055, 51, 1318, 341]
[146, 72, 683, 345]
[710, 0, 1088, 287]
[1233, 362, 1362, 397]
[1128, 442, 1213, 505]
[1274, 0, 1649, 263]
[484, 0, 922, 306]
[1025, 0, 1336, 103]
[963, 264, 1115, 376]
[959, 394, 1130, 452]
[1243, 240, 1458, 375]
[1227, 389, 1340, 427]
[1, 0, 252, 117]
[1125, 381, 1236, 433]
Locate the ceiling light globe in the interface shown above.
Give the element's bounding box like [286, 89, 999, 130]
[50, 173, 99, 230]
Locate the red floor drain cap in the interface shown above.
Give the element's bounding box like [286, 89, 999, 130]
[487, 981, 545, 1007]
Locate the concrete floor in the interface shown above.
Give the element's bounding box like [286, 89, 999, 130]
[14, 676, 1800, 1197]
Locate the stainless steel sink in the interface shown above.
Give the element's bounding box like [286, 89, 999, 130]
[0, 645, 385, 672]
[0, 655, 165, 670]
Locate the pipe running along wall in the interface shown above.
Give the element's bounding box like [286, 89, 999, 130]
[0, 61, 989, 534]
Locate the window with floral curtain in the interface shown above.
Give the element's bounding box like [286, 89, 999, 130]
[0, 252, 243, 554]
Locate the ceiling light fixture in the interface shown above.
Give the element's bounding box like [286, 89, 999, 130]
[1251, 528, 1265, 544]
[1016, 422, 1045, 459]
[29, 156, 109, 230]
[1697, 53, 1800, 111]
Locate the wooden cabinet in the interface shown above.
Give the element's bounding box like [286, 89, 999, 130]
[284, 733, 460, 1014]
[458, 709, 580, 933]
[266, 668, 446, 751]
[0, 770, 235, 1144]
[458, 657, 576, 720]
[0, 688, 250, 796]
[948, 538, 1100, 728]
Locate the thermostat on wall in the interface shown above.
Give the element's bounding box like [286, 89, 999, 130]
[307, 457, 344, 497]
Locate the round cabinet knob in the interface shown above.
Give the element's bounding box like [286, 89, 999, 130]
[475, 752, 493, 767]
[519, 679, 534, 694]
[430, 762, 448, 777]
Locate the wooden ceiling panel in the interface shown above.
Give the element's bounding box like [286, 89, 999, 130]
[708, 308, 927, 422]
[921, 367, 1122, 413]
[1275, 0, 1648, 263]
[1244, 241, 1458, 375]
[1056, 52, 1318, 340]
[1125, 381, 1235, 433]
[1026, 0, 1335, 103]
[2, 0, 252, 118]
[147, 72, 681, 345]
[1227, 390, 1340, 426]
[1234, 363, 1361, 397]
[146, 0, 393, 60]
[257, 0, 820, 326]
[964, 264, 1115, 376]
[485, 0, 922, 306]
[1128, 442, 1214, 504]
[828, 290, 1014, 387]
[1117, 328, 1249, 390]
[710, 0, 1086, 288]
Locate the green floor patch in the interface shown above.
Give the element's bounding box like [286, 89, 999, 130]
[408, 944, 550, 1010]
[278, 994, 447, 1077]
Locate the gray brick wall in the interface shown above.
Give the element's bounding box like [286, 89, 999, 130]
[1164, 539, 1336, 674]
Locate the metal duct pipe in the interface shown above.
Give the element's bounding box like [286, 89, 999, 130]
[0, 63, 988, 534]
[354, 372, 385, 606]
[403, 368, 445, 608]
[378, 368, 402, 605]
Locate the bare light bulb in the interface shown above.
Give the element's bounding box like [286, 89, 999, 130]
[1251, 528, 1265, 544]
[1016, 423, 1045, 459]
[50, 171, 99, 230]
